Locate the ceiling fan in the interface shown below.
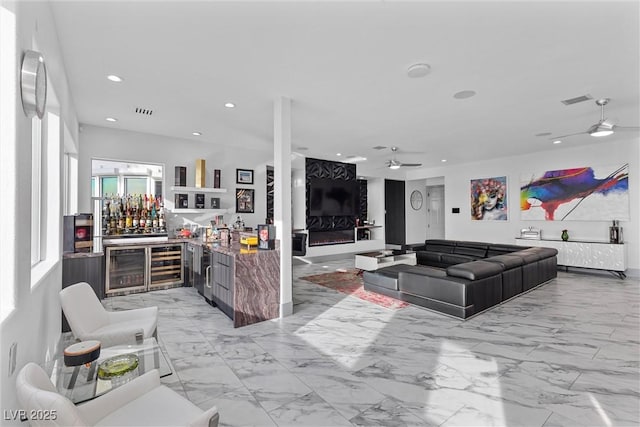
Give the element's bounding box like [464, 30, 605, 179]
[385, 147, 422, 169]
[550, 98, 640, 140]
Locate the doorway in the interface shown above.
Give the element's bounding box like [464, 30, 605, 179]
[385, 179, 406, 246]
[426, 185, 445, 239]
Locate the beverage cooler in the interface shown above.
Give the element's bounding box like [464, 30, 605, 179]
[105, 244, 183, 296]
[63, 214, 94, 253]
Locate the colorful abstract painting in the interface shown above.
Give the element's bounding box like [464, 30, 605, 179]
[520, 164, 629, 221]
[470, 176, 508, 220]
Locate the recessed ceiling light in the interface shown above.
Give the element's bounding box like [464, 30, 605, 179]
[453, 90, 476, 99]
[407, 63, 431, 78]
[224, 102, 235, 108]
[441, 159, 447, 162]
[553, 140, 562, 144]
[107, 75, 123, 82]
[105, 117, 117, 122]
[192, 131, 202, 136]
[336, 153, 342, 156]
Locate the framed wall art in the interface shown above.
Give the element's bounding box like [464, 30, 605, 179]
[236, 168, 254, 184]
[236, 188, 255, 213]
[470, 176, 508, 221]
[520, 164, 629, 221]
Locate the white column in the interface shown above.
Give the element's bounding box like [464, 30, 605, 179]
[274, 97, 293, 317]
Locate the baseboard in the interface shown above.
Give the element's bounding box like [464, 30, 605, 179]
[280, 301, 293, 317]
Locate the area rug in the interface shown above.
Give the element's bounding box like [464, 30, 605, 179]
[300, 269, 409, 310]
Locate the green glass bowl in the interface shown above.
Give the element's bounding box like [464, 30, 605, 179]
[97, 354, 139, 380]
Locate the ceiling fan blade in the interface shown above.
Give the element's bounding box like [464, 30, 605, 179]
[613, 125, 640, 131]
[548, 131, 588, 140]
[399, 163, 423, 167]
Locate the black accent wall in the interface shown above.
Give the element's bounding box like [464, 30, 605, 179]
[357, 179, 368, 225]
[306, 158, 357, 245]
[266, 166, 274, 223]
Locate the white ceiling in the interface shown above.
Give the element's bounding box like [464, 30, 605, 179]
[50, 1, 640, 176]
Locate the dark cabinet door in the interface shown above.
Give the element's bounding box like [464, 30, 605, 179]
[385, 179, 406, 246]
[213, 252, 234, 320]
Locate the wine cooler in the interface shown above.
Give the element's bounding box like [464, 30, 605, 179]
[105, 244, 183, 296]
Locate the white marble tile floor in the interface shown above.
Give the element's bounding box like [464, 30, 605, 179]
[100, 259, 639, 426]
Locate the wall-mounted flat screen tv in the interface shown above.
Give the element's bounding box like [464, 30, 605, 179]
[309, 178, 359, 216]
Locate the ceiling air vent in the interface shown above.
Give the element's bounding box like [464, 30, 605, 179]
[372, 145, 387, 150]
[561, 94, 592, 105]
[135, 107, 153, 116]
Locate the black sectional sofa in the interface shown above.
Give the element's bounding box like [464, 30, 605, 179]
[362, 239, 558, 319]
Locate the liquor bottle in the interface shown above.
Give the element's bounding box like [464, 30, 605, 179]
[139, 209, 146, 229]
[125, 208, 133, 230]
[145, 210, 152, 232]
[117, 210, 124, 233]
[158, 207, 165, 231]
[151, 204, 158, 229]
[110, 201, 117, 231]
[133, 208, 139, 230]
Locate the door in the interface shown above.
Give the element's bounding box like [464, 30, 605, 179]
[385, 179, 406, 246]
[426, 185, 445, 239]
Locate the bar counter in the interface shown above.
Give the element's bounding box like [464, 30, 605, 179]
[186, 239, 281, 328]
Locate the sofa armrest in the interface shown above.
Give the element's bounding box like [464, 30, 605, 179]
[83, 326, 146, 347]
[189, 406, 220, 427]
[406, 243, 426, 251]
[446, 260, 503, 280]
[78, 370, 161, 425]
[107, 306, 158, 323]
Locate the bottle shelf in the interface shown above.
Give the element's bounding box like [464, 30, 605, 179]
[170, 186, 227, 194]
[170, 209, 227, 214]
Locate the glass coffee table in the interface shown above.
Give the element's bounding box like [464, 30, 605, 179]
[46, 337, 171, 404]
[355, 249, 417, 271]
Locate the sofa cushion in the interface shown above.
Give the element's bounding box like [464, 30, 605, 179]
[398, 272, 471, 307]
[487, 244, 528, 257]
[509, 248, 537, 260]
[364, 264, 446, 291]
[424, 240, 456, 254]
[453, 241, 489, 258]
[446, 260, 503, 280]
[417, 251, 443, 264]
[532, 247, 558, 259]
[484, 254, 524, 270]
[441, 254, 478, 265]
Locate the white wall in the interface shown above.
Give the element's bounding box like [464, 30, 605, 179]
[406, 137, 640, 273]
[78, 125, 273, 231]
[1, 1, 78, 420]
[405, 179, 428, 245]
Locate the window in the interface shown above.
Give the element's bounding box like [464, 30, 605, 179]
[31, 117, 43, 266]
[31, 106, 62, 287]
[125, 177, 147, 195]
[101, 176, 118, 195]
[63, 152, 78, 215]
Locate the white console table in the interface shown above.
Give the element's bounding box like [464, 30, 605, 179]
[515, 238, 627, 279]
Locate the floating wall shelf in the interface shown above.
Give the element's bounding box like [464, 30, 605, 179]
[170, 208, 227, 214]
[170, 186, 227, 193]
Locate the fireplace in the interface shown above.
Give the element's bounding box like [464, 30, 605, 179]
[309, 229, 355, 247]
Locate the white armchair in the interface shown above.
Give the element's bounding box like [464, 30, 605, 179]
[16, 363, 219, 426]
[60, 282, 158, 348]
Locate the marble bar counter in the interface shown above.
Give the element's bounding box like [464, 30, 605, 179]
[205, 241, 280, 328]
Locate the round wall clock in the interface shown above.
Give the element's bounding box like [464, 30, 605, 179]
[20, 50, 47, 119]
[410, 190, 423, 210]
